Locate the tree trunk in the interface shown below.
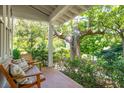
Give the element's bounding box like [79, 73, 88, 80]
[76, 39, 81, 59]
[122, 38, 124, 57]
[119, 31, 124, 58]
[70, 35, 81, 60]
[70, 38, 76, 60]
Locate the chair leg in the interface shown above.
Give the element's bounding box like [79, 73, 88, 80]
[36, 74, 41, 88]
[39, 63, 41, 71]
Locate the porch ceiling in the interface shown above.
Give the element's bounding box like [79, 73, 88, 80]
[0, 5, 91, 24]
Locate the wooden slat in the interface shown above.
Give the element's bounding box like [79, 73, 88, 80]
[41, 67, 82, 88]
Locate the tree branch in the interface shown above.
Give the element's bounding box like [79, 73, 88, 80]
[80, 29, 105, 37]
[52, 26, 71, 43]
[54, 30, 65, 40]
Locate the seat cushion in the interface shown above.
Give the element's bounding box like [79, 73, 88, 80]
[25, 66, 45, 83]
[9, 63, 32, 85]
[12, 58, 29, 71]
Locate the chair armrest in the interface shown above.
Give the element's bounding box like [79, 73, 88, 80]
[28, 62, 42, 71]
[25, 60, 37, 64]
[13, 72, 43, 79]
[25, 72, 43, 77]
[28, 62, 41, 65]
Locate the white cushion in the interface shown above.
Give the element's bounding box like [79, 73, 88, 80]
[19, 58, 29, 71]
[12, 59, 21, 63]
[9, 63, 32, 85]
[12, 58, 29, 71]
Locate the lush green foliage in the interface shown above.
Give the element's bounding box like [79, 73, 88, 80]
[53, 47, 70, 63]
[14, 19, 48, 54]
[97, 44, 122, 62]
[14, 19, 48, 64]
[13, 48, 21, 59]
[64, 57, 124, 87]
[63, 5, 124, 87]
[98, 57, 124, 87]
[32, 42, 48, 66]
[64, 58, 98, 87]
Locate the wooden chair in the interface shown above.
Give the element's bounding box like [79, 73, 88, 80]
[21, 53, 42, 71]
[0, 60, 45, 88]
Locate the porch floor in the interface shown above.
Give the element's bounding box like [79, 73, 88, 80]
[41, 67, 82, 88]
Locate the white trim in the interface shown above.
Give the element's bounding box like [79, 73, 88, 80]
[3, 5, 7, 58]
[6, 27, 8, 55]
[1, 7, 4, 59]
[0, 57, 2, 63]
[4, 54, 9, 59]
[48, 22, 53, 67]
[0, 20, 2, 58]
[11, 16, 14, 56]
[8, 5, 11, 56]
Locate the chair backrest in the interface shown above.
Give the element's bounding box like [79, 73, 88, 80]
[0, 60, 17, 88]
[21, 53, 33, 63]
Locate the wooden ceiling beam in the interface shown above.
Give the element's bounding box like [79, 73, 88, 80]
[41, 6, 54, 13]
[77, 5, 91, 11]
[30, 5, 50, 16]
[69, 7, 81, 15]
[64, 11, 75, 19]
[55, 19, 63, 24]
[49, 5, 71, 22]
[56, 18, 65, 23]
[63, 15, 71, 19]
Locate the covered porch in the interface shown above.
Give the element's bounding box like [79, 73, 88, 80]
[0, 5, 90, 88]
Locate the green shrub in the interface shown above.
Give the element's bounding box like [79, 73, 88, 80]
[63, 57, 124, 87]
[64, 58, 99, 87]
[96, 44, 122, 63]
[53, 48, 70, 63]
[13, 48, 21, 59]
[99, 58, 124, 87]
[32, 42, 48, 66]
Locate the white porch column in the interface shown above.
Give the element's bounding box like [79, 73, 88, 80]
[10, 6, 14, 57]
[48, 22, 53, 67]
[3, 5, 6, 59]
[7, 5, 11, 56]
[11, 17, 13, 56]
